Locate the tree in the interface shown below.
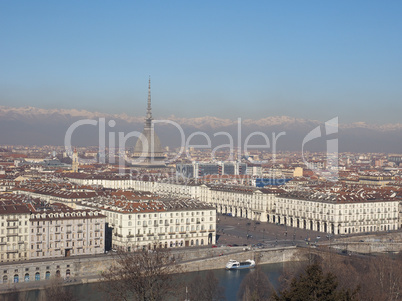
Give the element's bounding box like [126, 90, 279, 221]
[272, 264, 359, 301]
[100, 248, 180, 301]
[186, 270, 226, 301]
[318, 250, 402, 301]
[238, 267, 273, 301]
[44, 277, 77, 301]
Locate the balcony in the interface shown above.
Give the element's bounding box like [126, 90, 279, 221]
[208, 229, 215, 232]
[6, 233, 18, 237]
[6, 218, 18, 222]
[147, 233, 154, 236]
[6, 225, 18, 229]
[127, 235, 134, 238]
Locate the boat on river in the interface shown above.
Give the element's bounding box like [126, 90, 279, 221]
[225, 259, 255, 270]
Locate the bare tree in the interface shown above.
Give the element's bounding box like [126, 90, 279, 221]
[186, 270, 226, 301]
[238, 267, 274, 301]
[44, 277, 76, 301]
[100, 248, 180, 301]
[309, 249, 402, 301]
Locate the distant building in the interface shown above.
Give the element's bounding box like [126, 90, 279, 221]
[293, 167, 303, 177]
[388, 154, 402, 166]
[176, 161, 246, 178]
[132, 78, 166, 169]
[72, 148, 79, 172]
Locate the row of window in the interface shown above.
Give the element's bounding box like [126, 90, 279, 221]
[1, 269, 69, 284]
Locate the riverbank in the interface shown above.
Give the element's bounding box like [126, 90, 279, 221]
[0, 246, 303, 295]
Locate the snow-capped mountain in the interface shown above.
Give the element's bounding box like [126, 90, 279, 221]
[0, 106, 401, 152]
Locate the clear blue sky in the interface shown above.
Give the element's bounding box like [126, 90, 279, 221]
[1, 1, 401, 124]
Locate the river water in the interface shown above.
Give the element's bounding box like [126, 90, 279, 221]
[1, 262, 285, 300]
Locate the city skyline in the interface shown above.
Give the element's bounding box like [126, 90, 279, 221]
[1, 1, 402, 124]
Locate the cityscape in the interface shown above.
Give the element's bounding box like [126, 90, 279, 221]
[1, 1, 402, 301]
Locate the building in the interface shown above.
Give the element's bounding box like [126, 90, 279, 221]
[77, 194, 216, 251]
[0, 201, 31, 263]
[176, 161, 247, 178]
[29, 207, 105, 260]
[132, 78, 166, 168]
[206, 185, 284, 222]
[71, 148, 79, 172]
[273, 187, 400, 234]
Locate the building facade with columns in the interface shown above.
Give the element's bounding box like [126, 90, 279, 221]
[273, 190, 400, 235]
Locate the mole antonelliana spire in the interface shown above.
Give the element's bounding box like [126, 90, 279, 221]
[132, 77, 166, 168]
[146, 76, 152, 123]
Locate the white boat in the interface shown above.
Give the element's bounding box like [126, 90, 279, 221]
[225, 259, 255, 270]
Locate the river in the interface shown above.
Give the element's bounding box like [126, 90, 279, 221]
[1, 262, 285, 300]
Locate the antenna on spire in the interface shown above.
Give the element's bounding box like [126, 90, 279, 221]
[147, 76, 152, 120]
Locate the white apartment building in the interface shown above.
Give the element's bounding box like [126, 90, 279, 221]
[274, 190, 400, 234]
[77, 197, 216, 251]
[206, 185, 284, 222]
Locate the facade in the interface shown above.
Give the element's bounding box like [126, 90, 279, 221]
[0, 202, 31, 263]
[273, 190, 400, 234]
[176, 161, 247, 179]
[206, 185, 283, 222]
[71, 148, 79, 172]
[77, 197, 216, 251]
[29, 209, 105, 260]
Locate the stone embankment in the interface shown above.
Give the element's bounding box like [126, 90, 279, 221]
[0, 246, 303, 293]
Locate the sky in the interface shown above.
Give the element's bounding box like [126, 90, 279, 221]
[1, 1, 401, 124]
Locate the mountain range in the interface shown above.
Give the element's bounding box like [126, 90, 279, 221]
[0, 106, 400, 153]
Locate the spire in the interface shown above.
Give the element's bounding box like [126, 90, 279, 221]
[146, 76, 152, 121]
